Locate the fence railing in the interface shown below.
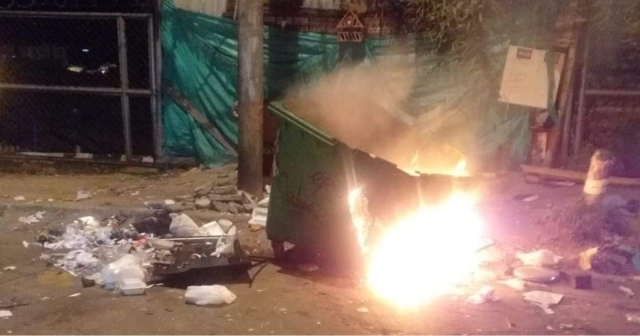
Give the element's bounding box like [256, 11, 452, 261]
[0, 10, 161, 162]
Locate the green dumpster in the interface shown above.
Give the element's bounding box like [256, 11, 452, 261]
[266, 101, 362, 267]
[266, 100, 467, 269]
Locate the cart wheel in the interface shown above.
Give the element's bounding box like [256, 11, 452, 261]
[271, 241, 285, 261]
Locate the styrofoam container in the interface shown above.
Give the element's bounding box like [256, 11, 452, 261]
[118, 279, 146, 296]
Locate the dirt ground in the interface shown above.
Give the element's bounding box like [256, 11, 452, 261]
[1, 166, 640, 335]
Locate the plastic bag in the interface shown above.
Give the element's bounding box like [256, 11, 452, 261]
[169, 214, 204, 237]
[101, 254, 146, 289]
[202, 221, 225, 236]
[185, 285, 236, 306]
[212, 226, 236, 257]
[516, 249, 563, 266]
[467, 286, 499, 304]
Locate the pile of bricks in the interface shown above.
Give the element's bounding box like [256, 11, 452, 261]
[179, 171, 256, 214]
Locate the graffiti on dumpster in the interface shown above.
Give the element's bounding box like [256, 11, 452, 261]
[310, 171, 335, 196]
[277, 171, 331, 224]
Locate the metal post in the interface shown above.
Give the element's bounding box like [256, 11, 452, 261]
[148, 15, 161, 160]
[117, 16, 132, 159]
[153, 0, 164, 160]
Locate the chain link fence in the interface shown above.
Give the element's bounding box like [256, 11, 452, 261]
[0, 10, 159, 161]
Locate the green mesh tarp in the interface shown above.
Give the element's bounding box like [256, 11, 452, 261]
[161, 0, 549, 167]
[161, 0, 338, 165]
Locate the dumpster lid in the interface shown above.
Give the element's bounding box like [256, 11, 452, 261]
[269, 101, 337, 146]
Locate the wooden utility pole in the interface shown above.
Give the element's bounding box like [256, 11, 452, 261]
[237, 0, 264, 197]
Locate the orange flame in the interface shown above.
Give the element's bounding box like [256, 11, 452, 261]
[351, 189, 484, 308]
[348, 188, 368, 253]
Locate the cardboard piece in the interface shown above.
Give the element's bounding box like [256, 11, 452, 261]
[499, 46, 565, 108]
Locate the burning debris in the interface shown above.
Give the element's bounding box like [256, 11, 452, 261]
[353, 189, 487, 308]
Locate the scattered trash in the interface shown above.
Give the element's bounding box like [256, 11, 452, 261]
[118, 279, 146, 296]
[249, 207, 268, 227]
[169, 213, 204, 237]
[149, 239, 175, 251]
[560, 324, 575, 330]
[101, 254, 146, 290]
[467, 286, 499, 304]
[13, 196, 25, 201]
[514, 194, 538, 202]
[218, 219, 234, 233]
[514, 266, 560, 283]
[517, 249, 563, 267]
[500, 278, 526, 291]
[356, 307, 369, 313]
[3, 266, 16, 271]
[619, 286, 634, 297]
[68, 293, 81, 298]
[523, 291, 563, 314]
[130, 191, 140, 196]
[133, 211, 172, 236]
[579, 247, 599, 271]
[77, 216, 100, 227]
[626, 313, 640, 324]
[298, 263, 319, 273]
[0, 311, 11, 319]
[211, 226, 237, 257]
[164, 199, 176, 205]
[75, 191, 92, 201]
[22, 241, 29, 248]
[18, 211, 46, 224]
[588, 244, 637, 275]
[202, 221, 225, 236]
[546, 326, 554, 331]
[185, 285, 236, 306]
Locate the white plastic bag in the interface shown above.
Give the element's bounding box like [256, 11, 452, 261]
[169, 214, 204, 237]
[212, 226, 236, 257]
[101, 254, 146, 289]
[185, 285, 236, 306]
[467, 285, 499, 304]
[516, 249, 563, 266]
[202, 221, 225, 236]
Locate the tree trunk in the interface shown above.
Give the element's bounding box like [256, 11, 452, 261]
[237, 0, 264, 197]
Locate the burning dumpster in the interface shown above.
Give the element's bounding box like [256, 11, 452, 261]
[266, 99, 475, 268]
[267, 97, 488, 307]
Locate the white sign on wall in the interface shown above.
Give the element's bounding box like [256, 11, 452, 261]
[499, 46, 565, 109]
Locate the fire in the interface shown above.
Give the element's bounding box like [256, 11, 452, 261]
[355, 191, 484, 308]
[348, 188, 368, 253]
[451, 159, 468, 176]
